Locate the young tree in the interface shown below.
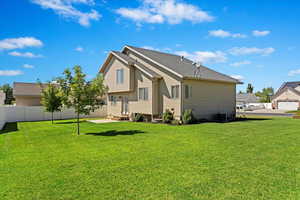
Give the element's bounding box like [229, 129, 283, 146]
[246, 83, 254, 94]
[256, 87, 274, 103]
[0, 84, 14, 104]
[40, 82, 63, 124]
[57, 66, 107, 135]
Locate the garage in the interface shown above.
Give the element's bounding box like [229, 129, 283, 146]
[278, 102, 299, 110]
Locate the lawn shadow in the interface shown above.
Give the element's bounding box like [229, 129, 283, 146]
[85, 130, 145, 136]
[0, 122, 18, 134]
[55, 120, 87, 124]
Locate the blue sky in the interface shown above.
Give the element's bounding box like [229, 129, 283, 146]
[1, 0, 300, 92]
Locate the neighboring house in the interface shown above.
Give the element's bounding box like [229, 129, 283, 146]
[0, 91, 5, 105]
[236, 93, 260, 105]
[272, 81, 300, 110]
[100, 45, 242, 120]
[13, 82, 45, 106]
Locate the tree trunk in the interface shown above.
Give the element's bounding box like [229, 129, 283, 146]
[77, 112, 80, 135]
[52, 112, 54, 124]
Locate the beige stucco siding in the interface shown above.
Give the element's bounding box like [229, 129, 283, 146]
[107, 67, 156, 116]
[272, 89, 300, 102]
[103, 57, 133, 93]
[15, 96, 42, 106]
[126, 50, 182, 117]
[182, 80, 236, 119]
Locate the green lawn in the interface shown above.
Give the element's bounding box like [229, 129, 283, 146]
[0, 117, 299, 200]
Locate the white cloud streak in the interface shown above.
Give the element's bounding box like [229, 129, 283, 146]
[175, 50, 227, 64]
[0, 37, 43, 50]
[230, 60, 251, 67]
[209, 29, 247, 38]
[288, 69, 300, 76]
[229, 47, 275, 56]
[0, 70, 23, 76]
[230, 75, 244, 80]
[116, 0, 214, 25]
[23, 64, 35, 69]
[9, 51, 43, 58]
[252, 30, 270, 37]
[31, 0, 101, 26]
[75, 46, 84, 52]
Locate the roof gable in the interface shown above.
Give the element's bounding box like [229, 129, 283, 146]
[123, 45, 241, 84]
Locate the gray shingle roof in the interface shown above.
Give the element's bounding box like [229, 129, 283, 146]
[125, 45, 240, 83]
[111, 51, 161, 78]
[236, 93, 260, 104]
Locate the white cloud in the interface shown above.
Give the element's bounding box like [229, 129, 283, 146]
[75, 46, 84, 52]
[288, 69, 300, 76]
[175, 50, 227, 64]
[0, 70, 23, 76]
[116, 0, 214, 25]
[230, 75, 244, 80]
[9, 51, 43, 58]
[23, 64, 34, 69]
[31, 0, 101, 27]
[252, 30, 270, 37]
[230, 60, 251, 67]
[0, 37, 43, 50]
[229, 47, 275, 56]
[209, 29, 247, 38]
[141, 46, 159, 51]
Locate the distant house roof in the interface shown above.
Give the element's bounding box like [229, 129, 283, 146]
[236, 93, 260, 104]
[273, 81, 300, 99]
[13, 82, 47, 97]
[123, 45, 241, 84]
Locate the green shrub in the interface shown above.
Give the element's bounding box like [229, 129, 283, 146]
[171, 119, 181, 125]
[162, 109, 174, 123]
[182, 109, 195, 124]
[132, 113, 144, 122]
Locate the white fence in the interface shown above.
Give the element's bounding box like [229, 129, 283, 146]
[0, 105, 107, 130]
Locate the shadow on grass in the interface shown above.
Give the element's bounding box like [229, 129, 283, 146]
[85, 130, 145, 136]
[233, 117, 272, 122]
[55, 120, 87, 124]
[0, 122, 18, 134]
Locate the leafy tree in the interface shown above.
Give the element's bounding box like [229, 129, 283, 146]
[246, 83, 254, 94]
[255, 87, 274, 103]
[56, 66, 107, 135]
[0, 84, 14, 104]
[40, 82, 63, 124]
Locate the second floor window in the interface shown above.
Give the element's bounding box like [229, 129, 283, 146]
[116, 69, 124, 84]
[171, 85, 179, 99]
[139, 88, 149, 100]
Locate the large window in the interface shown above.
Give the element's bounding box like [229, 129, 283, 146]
[171, 85, 179, 99]
[116, 69, 124, 84]
[185, 85, 192, 99]
[139, 88, 149, 100]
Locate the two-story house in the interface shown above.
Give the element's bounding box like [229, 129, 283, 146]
[100, 45, 241, 120]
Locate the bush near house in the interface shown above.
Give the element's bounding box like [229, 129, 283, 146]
[182, 109, 195, 124]
[132, 113, 144, 122]
[162, 109, 174, 123]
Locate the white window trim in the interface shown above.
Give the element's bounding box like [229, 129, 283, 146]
[171, 85, 179, 99]
[138, 87, 149, 101]
[116, 69, 124, 84]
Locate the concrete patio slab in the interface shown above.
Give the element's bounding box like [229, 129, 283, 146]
[88, 119, 122, 124]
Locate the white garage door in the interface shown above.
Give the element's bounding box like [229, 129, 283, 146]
[278, 102, 299, 110]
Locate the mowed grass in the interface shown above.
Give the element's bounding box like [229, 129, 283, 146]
[0, 117, 299, 200]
